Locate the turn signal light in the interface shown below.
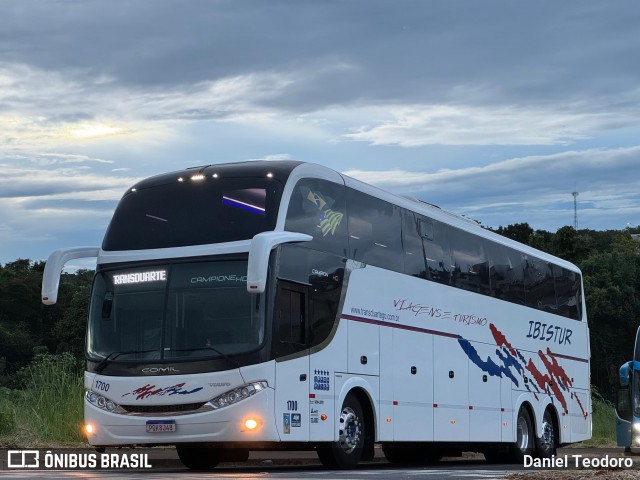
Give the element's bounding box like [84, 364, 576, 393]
[244, 418, 259, 430]
[84, 423, 94, 435]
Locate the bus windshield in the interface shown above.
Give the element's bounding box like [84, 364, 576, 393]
[102, 177, 283, 251]
[86, 260, 265, 364]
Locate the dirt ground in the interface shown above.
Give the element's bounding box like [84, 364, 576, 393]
[507, 467, 640, 480]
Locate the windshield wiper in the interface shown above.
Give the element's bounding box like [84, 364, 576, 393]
[169, 346, 241, 369]
[93, 349, 157, 373]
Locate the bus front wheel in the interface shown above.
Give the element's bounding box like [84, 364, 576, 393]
[176, 445, 220, 470]
[317, 393, 365, 469]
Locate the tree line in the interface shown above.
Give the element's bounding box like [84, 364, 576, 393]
[0, 224, 639, 399]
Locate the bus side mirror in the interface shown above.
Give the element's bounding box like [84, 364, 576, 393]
[247, 231, 312, 293]
[41, 247, 99, 305]
[620, 361, 633, 387]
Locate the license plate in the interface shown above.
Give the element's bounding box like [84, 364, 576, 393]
[146, 420, 176, 433]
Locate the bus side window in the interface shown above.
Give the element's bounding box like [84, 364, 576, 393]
[421, 219, 451, 286]
[449, 227, 490, 295]
[487, 244, 525, 305]
[554, 265, 578, 320]
[347, 189, 403, 273]
[284, 179, 348, 257]
[401, 210, 427, 279]
[524, 257, 557, 312]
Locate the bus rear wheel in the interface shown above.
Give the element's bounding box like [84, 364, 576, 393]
[317, 393, 365, 469]
[510, 406, 534, 463]
[176, 445, 220, 470]
[536, 409, 556, 458]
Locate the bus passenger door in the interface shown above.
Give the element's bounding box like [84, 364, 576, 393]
[273, 281, 309, 441]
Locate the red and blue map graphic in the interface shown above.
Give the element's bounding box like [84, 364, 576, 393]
[459, 323, 587, 418]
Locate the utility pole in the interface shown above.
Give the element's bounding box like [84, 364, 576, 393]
[572, 191, 579, 230]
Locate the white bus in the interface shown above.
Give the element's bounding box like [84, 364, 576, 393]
[42, 161, 591, 469]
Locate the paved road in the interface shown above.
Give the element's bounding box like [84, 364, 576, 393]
[0, 461, 523, 480]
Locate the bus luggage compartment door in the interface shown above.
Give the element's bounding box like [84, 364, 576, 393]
[433, 335, 469, 442]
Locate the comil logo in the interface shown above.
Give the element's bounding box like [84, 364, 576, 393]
[8, 450, 39, 468]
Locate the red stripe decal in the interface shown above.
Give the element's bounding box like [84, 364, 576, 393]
[341, 314, 460, 339]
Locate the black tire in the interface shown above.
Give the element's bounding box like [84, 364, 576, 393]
[176, 445, 220, 470]
[535, 408, 556, 458]
[510, 406, 534, 463]
[317, 393, 365, 469]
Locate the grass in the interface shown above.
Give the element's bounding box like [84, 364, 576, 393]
[0, 353, 86, 447]
[572, 388, 617, 448]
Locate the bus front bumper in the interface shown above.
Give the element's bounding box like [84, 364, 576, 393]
[84, 387, 279, 446]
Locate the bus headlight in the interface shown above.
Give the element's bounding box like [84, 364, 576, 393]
[207, 381, 268, 410]
[85, 390, 119, 412]
[634, 423, 640, 432]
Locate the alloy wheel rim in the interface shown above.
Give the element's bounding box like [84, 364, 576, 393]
[338, 406, 361, 454]
[517, 416, 529, 451]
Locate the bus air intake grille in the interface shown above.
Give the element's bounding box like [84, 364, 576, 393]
[119, 402, 207, 416]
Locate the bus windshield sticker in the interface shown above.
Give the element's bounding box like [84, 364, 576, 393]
[302, 187, 344, 236]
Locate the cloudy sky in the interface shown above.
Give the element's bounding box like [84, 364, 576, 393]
[2, 0, 640, 266]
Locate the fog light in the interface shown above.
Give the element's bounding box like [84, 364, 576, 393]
[244, 419, 258, 430]
[84, 424, 94, 435]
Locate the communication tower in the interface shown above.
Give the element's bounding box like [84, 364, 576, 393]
[572, 191, 579, 230]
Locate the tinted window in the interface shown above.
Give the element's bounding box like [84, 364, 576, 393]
[285, 179, 348, 257]
[277, 245, 343, 350]
[273, 281, 308, 359]
[347, 189, 403, 272]
[554, 266, 582, 320]
[401, 210, 427, 278]
[422, 219, 451, 285]
[487, 244, 526, 305]
[87, 260, 265, 362]
[103, 177, 282, 250]
[449, 227, 490, 295]
[524, 257, 557, 311]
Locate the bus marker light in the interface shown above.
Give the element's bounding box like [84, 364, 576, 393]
[450, 420, 455, 425]
[321, 414, 328, 421]
[386, 418, 391, 423]
[84, 424, 94, 435]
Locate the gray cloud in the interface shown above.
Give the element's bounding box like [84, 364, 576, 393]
[2, 1, 640, 110]
[344, 146, 640, 230]
[1, 0, 640, 263]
